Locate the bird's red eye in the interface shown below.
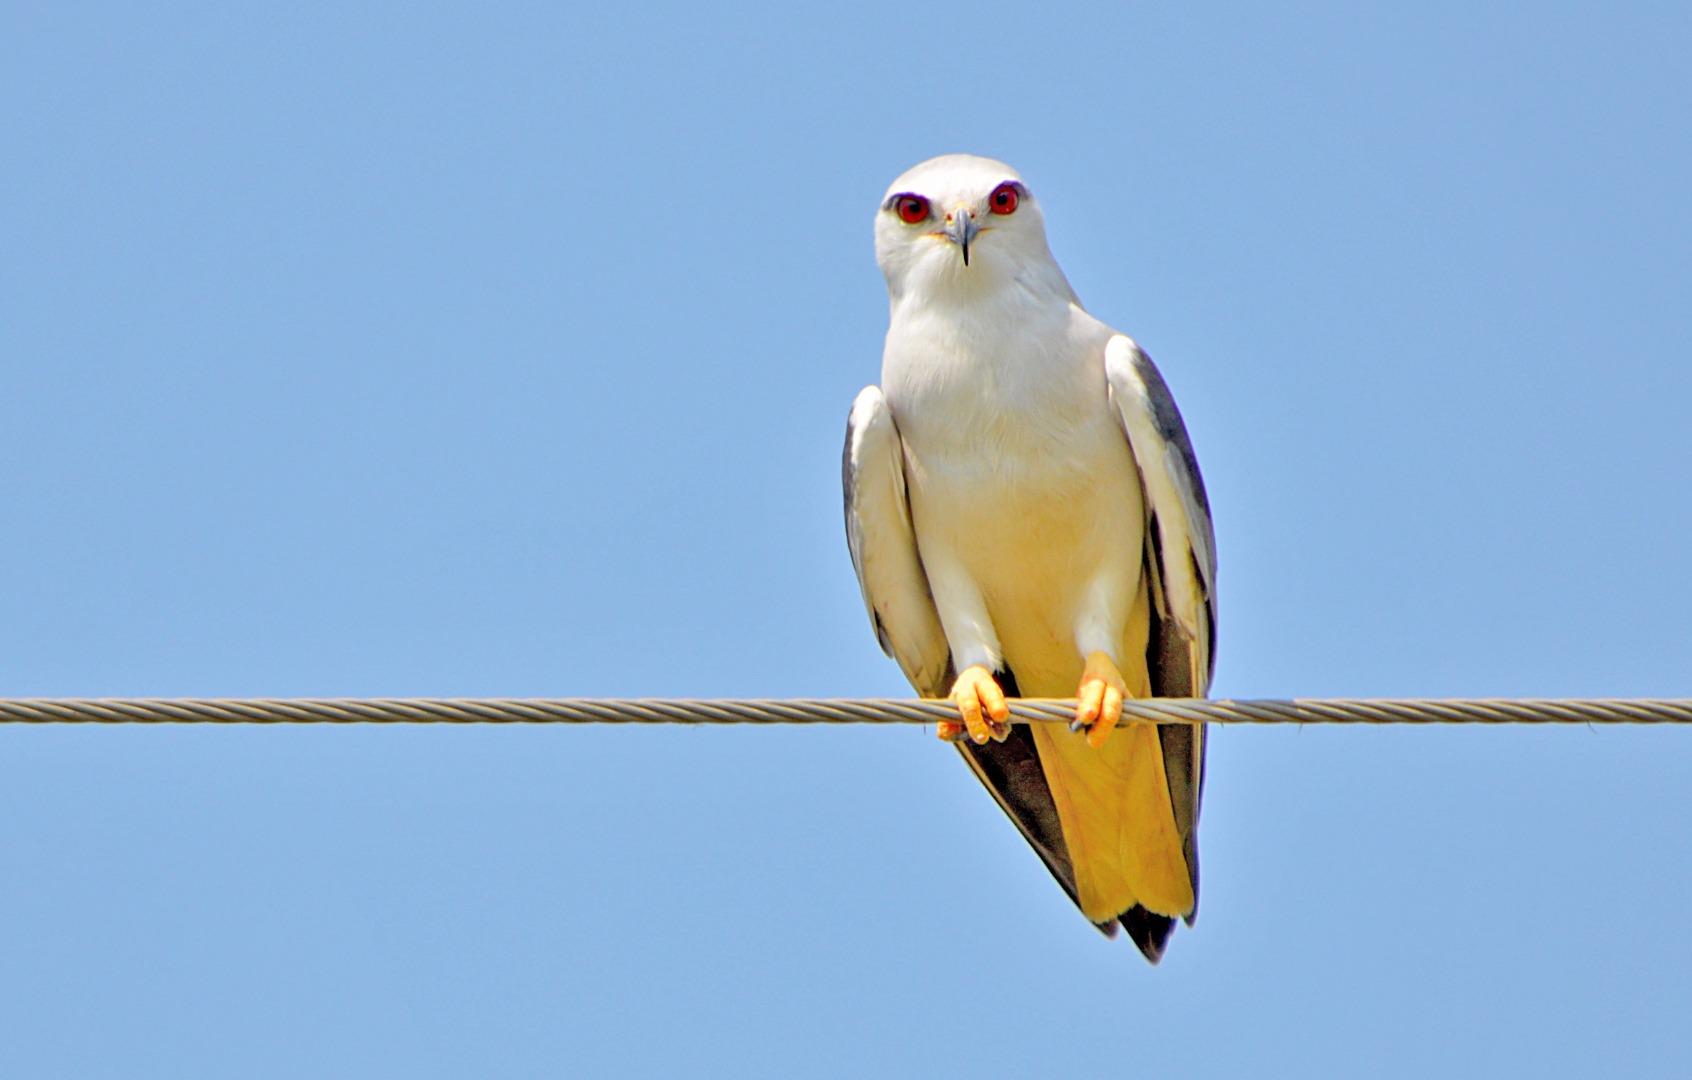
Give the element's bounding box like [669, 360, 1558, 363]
[989, 182, 1020, 216]
[894, 194, 930, 224]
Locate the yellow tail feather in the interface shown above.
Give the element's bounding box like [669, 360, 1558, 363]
[1025, 579, 1193, 922]
[1030, 717, 1194, 920]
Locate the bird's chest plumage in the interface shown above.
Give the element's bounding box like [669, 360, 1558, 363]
[881, 304, 1145, 677]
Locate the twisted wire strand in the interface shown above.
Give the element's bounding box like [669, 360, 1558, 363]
[0, 698, 1689, 725]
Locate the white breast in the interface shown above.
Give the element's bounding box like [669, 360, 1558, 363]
[881, 298, 1145, 693]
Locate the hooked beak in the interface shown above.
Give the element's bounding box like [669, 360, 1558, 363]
[944, 207, 979, 266]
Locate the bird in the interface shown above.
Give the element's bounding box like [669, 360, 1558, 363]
[842, 154, 1216, 962]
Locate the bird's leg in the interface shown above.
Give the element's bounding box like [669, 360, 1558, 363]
[1072, 651, 1127, 749]
[944, 664, 1010, 744]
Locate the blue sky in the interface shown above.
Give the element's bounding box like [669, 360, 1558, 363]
[4, 3, 1691, 1076]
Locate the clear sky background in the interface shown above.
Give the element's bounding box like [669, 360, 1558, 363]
[5, 3, 1691, 1077]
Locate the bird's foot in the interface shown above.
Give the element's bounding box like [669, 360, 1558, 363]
[1071, 651, 1126, 749]
[943, 665, 1010, 744]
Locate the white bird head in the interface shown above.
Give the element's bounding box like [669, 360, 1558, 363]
[874, 153, 1073, 304]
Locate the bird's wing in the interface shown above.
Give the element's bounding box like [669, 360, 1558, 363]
[842, 386, 950, 698]
[1105, 335, 1217, 688]
[1104, 333, 1216, 932]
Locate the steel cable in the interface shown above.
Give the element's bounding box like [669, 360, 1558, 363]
[0, 698, 1689, 725]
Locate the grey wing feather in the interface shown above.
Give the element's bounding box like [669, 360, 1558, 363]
[1105, 335, 1217, 678]
[842, 386, 950, 698]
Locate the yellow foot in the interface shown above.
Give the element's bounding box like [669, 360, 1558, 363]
[1071, 651, 1126, 749]
[944, 665, 1010, 745]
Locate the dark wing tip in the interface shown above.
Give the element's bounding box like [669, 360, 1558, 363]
[1118, 906, 1177, 964]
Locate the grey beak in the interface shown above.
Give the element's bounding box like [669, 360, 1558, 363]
[945, 208, 979, 266]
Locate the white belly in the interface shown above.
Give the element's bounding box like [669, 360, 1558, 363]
[904, 419, 1145, 695]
